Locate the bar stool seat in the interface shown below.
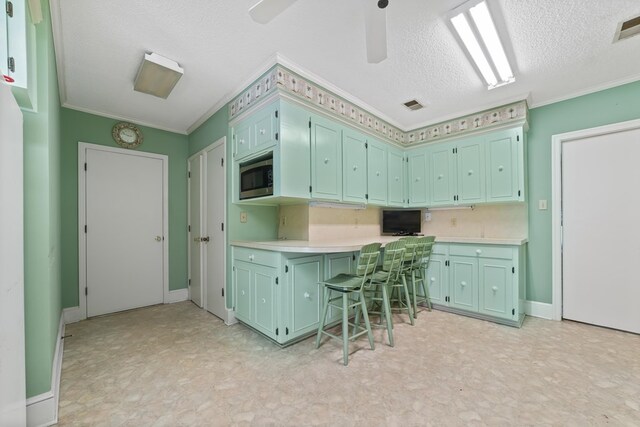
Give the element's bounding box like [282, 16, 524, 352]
[315, 243, 381, 366]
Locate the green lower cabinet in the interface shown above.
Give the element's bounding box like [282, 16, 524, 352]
[234, 261, 253, 323]
[449, 256, 479, 311]
[478, 258, 514, 320]
[286, 255, 324, 338]
[425, 252, 448, 305]
[252, 264, 278, 338]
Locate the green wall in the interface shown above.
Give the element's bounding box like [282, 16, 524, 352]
[60, 109, 189, 307]
[188, 107, 279, 309]
[22, 0, 62, 398]
[526, 80, 640, 303]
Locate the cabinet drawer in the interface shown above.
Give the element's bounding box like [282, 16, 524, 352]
[432, 243, 448, 256]
[449, 244, 513, 260]
[233, 247, 280, 266]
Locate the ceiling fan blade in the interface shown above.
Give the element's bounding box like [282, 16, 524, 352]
[249, 0, 298, 24]
[363, 0, 388, 63]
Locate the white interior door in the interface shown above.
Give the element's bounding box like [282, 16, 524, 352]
[85, 147, 165, 317]
[562, 127, 640, 333]
[0, 81, 26, 426]
[189, 154, 204, 307]
[205, 143, 226, 319]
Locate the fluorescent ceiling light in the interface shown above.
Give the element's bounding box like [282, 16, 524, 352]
[134, 53, 184, 99]
[449, 0, 515, 89]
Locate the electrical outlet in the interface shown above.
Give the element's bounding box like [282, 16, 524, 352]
[424, 212, 432, 222]
[539, 200, 548, 210]
[451, 217, 457, 227]
[240, 212, 247, 223]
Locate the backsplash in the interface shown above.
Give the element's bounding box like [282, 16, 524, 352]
[278, 203, 528, 241]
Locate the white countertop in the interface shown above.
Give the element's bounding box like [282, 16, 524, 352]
[231, 236, 528, 253]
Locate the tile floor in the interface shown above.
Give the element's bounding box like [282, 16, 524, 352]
[58, 302, 640, 426]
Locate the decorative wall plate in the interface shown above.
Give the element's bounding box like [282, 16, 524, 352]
[112, 122, 143, 149]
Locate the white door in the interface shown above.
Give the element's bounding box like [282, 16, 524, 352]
[85, 147, 165, 317]
[562, 126, 640, 333]
[0, 80, 26, 426]
[205, 143, 226, 319]
[188, 154, 204, 307]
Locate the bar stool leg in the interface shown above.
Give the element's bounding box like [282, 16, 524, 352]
[381, 284, 394, 347]
[401, 274, 415, 325]
[411, 270, 418, 320]
[342, 293, 349, 366]
[420, 267, 432, 311]
[359, 291, 375, 350]
[316, 287, 331, 348]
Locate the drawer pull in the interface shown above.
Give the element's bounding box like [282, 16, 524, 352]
[460, 281, 467, 287]
[261, 298, 266, 304]
[259, 128, 266, 135]
[248, 254, 255, 261]
[304, 292, 310, 299]
[476, 249, 482, 255]
[492, 286, 498, 292]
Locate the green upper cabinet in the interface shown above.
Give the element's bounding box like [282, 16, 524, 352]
[367, 139, 388, 205]
[342, 128, 368, 203]
[253, 102, 279, 152]
[429, 142, 456, 206]
[456, 136, 485, 204]
[486, 128, 524, 202]
[311, 113, 342, 201]
[407, 148, 429, 206]
[276, 100, 312, 199]
[387, 148, 405, 207]
[233, 118, 254, 160]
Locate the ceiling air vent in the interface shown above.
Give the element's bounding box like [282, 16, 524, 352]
[614, 15, 640, 42]
[403, 99, 424, 111]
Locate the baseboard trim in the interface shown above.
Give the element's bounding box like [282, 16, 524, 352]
[525, 300, 553, 320]
[62, 306, 84, 324]
[26, 313, 64, 427]
[224, 308, 238, 326]
[165, 288, 188, 304]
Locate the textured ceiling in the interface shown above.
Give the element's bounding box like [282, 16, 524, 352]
[52, 0, 640, 134]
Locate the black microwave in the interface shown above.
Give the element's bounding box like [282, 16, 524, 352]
[239, 155, 273, 200]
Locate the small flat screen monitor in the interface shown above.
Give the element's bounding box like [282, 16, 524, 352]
[381, 210, 422, 235]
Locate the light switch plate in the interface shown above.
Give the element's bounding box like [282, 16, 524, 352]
[538, 200, 548, 210]
[424, 212, 432, 221]
[240, 212, 248, 223]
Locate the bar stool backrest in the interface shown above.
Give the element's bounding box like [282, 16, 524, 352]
[355, 242, 382, 277]
[417, 236, 436, 267]
[399, 236, 419, 265]
[381, 240, 406, 283]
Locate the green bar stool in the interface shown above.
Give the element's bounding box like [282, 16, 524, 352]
[359, 240, 406, 347]
[315, 243, 381, 366]
[408, 236, 436, 318]
[384, 236, 416, 325]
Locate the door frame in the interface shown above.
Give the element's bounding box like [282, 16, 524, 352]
[551, 118, 640, 321]
[187, 137, 230, 321]
[78, 142, 169, 320]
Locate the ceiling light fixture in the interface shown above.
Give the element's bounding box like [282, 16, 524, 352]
[133, 53, 184, 99]
[448, 0, 515, 89]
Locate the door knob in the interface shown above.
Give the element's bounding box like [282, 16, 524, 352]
[201, 236, 210, 243]
[155, 236, 162, 242]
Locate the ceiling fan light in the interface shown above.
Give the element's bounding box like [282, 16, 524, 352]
[469, 1, 513, 83]
[133, 53, 184, 99]
[451, 13, 497, 87]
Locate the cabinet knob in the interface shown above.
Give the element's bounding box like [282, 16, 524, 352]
[259, 128, 266, 135]
[395, 176, 400, 181]
[248, 254, 255, 261]
[261, 298, 266, 303]
[239, 139, 245, 144]
[415, 177, 421, 182]
[430, 277, 435, 282]
[438, 174, 443, 180]
[241, 290, 245, 296]
[304, 292, 310, 299]
[492, 286, 498, 292]
[468, 169, 474, 176]
[498, 165, 504, 172]
[353, 165, 358, 171]
[460, 281, 467, 287]
[476, 249, 482, 255]
[376, 171, 380, 176]
[324, 158, 329, 164]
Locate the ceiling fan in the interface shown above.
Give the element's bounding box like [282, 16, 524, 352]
[249, 0, 389, 63]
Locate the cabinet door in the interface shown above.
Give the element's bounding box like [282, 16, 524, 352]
[478, 258, 514, 320]
[486, 128, 521, 202]
[342, 129, 368, 203]
[449, 256, 478, 311]
[233, 119, 253, 160]
[253, 264, 278, 337]
[234, 261, 253, 322]
[278, 100, 311, 199]
[387, 149, 405, 207]
[288, 255, 324, 338]
[407, 149, 428, 206]
[430, 143, 456, 206]
[253, 103, 279, 152]
[367, 139, 388, 205]
[425, 253, 448, 305]
[325, 253, 355, 322]
[456, 137, 485, 203]
[311, 115, 342, 200]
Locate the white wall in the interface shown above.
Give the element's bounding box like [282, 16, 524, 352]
[0, 83, 26, 425]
